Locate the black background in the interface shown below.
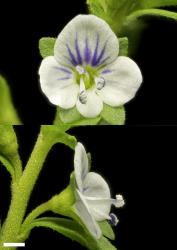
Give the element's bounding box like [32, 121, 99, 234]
[0, 1, 176, 249]
[0, 126, 175, 249]
[0, 1, 177, 124]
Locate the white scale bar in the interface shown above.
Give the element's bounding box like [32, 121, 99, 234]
[3, 243, 25, 247]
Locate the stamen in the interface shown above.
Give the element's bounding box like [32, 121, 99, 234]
[79, 79, 87, 104]
[115, 195, 125, 208]
[109, 213, 119, 226]
[96, 77, 106, 90]
[79, 91, 87, 104]
[76, 65, 85, 75]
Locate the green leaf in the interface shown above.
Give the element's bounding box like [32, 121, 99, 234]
[20, 216, 117, 250]
[53, 108, 71, 131]
[141, 0, 177, 8]
[119, 37, 129, 56]
[56, 107, 101, 127]
[0, 76, 21, 125]
[101, 104, 126, 125]
[126, 9, 177, 24]
[87, 0, 107, 16]
[74, 117, 101, 126]
[0, 126, 22, 179]
[39, 37, 56, 58]
[60, 107, 82, 124]
[97, 237, 117, 250]
[99, 221, 115, 240]
[19, 217, 88, 247]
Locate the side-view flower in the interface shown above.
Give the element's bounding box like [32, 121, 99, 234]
[39, 15, 143, 118]
[0, 127, 124, 249]
[73, 143, 125, 238]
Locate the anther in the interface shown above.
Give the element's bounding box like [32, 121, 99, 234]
[115, 195, 125, 207]
[79, 91, 87, 104]
[96, 77, 106, 90]
[79, 79, 87, 104]
[109, 213, 119, 226]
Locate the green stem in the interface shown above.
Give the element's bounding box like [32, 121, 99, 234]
[0, 127, 56, 249]
[21, 202, 50, 232]
[13, 155, 23, 182]
[0, 126, 76, 249]
[126, 8, 177, 25]
[18, 185, 75, 242]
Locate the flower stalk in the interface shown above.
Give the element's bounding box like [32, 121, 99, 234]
[0, 129, 53, 249]
[0, 126, 76, 249]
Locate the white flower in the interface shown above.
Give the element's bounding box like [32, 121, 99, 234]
[73, 143, 125, 239]
[39, 15, 142, 118]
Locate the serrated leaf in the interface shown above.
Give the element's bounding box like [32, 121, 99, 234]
[101, 104, 126, 125]
[126, 9, 177, 24]
[119, 37, 129, 56]
[99, 221, 115, 240]
[141, 0, 177, 8]
[0, 126, 22, 179]
[0, 76, 21, 125]
[39, 37, 56, 58]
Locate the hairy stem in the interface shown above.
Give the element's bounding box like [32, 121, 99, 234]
[0, 125, 76, 249]
[21, 202, 50, 231]
[0, 127, 55, 249]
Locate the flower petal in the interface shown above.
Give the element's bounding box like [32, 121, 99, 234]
[39, 56, 79, 108]
[83, 172, 111, 199]
[76, 90, 103, 118]
[74, 143, 89, 191]
[75, 189, 102, 239]
[89, 207, 111, 221]
[82, 172, 111, 221]
[97, 56, 143, 106]
[54, 15, 119, 68]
